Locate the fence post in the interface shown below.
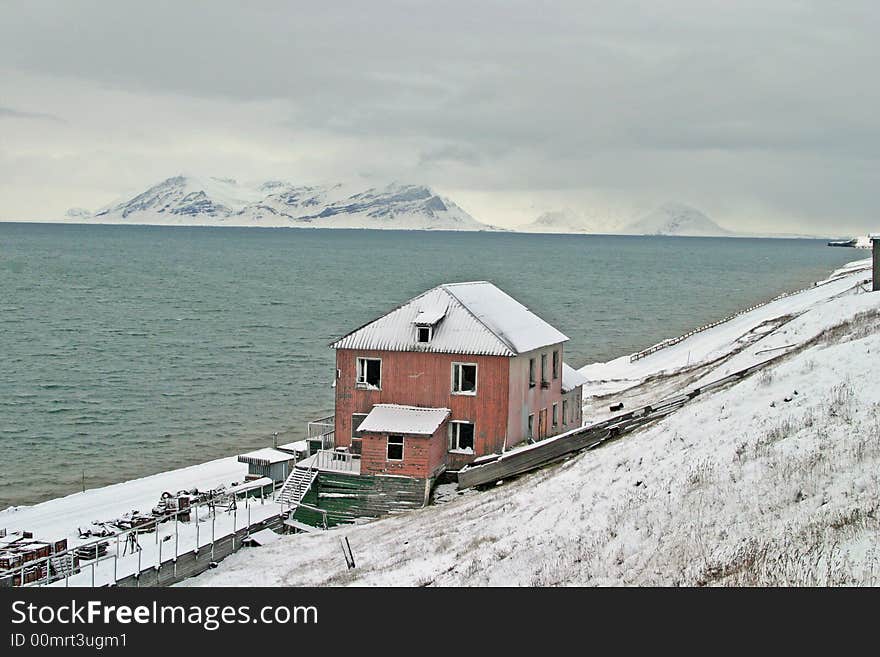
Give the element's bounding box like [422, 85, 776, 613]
[91, 561, 95, 587]
[211, 514, 215, 561]
[233, 506, 237, 551]
[195, 503, 200, 550]
[113, 554, 117, 586]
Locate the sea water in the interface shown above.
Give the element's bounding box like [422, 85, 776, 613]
[0, 223, 859, 507]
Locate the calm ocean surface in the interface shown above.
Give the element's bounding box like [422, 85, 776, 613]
[0, 223, 858, 507]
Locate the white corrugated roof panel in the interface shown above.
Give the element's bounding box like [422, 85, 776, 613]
[331, 282, 568, 356]
[356, 404, 450, 435]
[443, 282, 569, 354]
[237, 448, 296, 466]
[561, 362, 588, 393]
[413, 298, 449, 325]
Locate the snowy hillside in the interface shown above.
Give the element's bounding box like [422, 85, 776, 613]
[69, 176, 495, 231]
[623, 202, 734, 237]
[517, 210, 622, 235]
[185, 259, 880, 586]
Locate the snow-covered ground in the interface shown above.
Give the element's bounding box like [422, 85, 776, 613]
[0, 456, 248, 542]
[185, 258, 880, 586]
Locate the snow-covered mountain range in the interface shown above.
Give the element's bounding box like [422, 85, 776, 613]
[68, 176, 496, 231]
[519, 202, 734, 237]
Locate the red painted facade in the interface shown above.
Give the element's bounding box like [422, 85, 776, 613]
[334, 343, 567, 479]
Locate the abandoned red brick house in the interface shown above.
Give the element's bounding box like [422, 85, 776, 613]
[331, 281, 586, 478]
[283, 281, 587, 525]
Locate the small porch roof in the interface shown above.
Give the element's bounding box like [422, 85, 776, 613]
[357, 404, 451, 435]
[561, 362, 588, 393]
[237, 448, 297, 466]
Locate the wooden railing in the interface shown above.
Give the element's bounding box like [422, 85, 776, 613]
[312, 449, 359, 473]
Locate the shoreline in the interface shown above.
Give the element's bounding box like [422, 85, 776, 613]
[0, 218, 836, 239]
[2, 257, 870, 535]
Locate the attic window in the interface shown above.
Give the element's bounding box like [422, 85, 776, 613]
[356, 357, 381, 389]
[416, 326, 432, 343]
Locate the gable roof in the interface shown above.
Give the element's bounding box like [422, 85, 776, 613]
[330, 281, 569, 356]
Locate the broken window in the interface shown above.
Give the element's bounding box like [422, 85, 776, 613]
[529, 358, 536, 388]
[387, 435, 404, 461]
[356, 357, 381, 389]
[552, 402, 559, 427]
[352, 413, 368, 437]
[449, 421, 475, 451]
[416, 326, 432, 343]
[452, 362, 477, 394]
[552, 350, 559, 379]
[562, 399, 568, 425]
[541, 354, 549, 387]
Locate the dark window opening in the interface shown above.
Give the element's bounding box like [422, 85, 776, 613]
[529, 358, 536, 388]
[450, 422, 475, 451]
[356, 357, 381, 389]
[552, 350, 560, 379]
[541, 354, 549, 387]
[452, 363, 477, 394]
[387, 435, 404, 461]
[527, 414, 534, 439]
[352, 413, 368, 439]
[417, 326, 431, 343]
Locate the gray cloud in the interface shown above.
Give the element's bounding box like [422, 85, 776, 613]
[0, 1, 878, 233]
[0, 106, 65, 123]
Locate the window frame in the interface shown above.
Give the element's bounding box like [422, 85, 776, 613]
[451, 361, 478, 396]
[416, 325, 432, 343]
[529, 358, 536, 388]
[351, 413, 368, 439]
[552, 350, 560, 380]
[386, 435, 404, 461]
[355, 356, 382, 390]
[562, 399, 569, 425]
[540, 353, 549, 387]
[527, 413, 534, 439]
[448, 420, 476, 452]
[552, 402, 559, 427]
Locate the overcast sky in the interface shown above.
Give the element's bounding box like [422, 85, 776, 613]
[1, 1, 878, 233]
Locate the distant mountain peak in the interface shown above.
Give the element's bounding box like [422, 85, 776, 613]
[624, 202, 732, 237]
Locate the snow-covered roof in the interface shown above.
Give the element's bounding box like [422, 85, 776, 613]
[356, 404, 450, 435]
[277, 440, 308, 453]
[413, 298, 449, 325]
[561, 362, 588, 393]
[237, 448, 296, 466]
[244, 528, 281, 546]
[331, 282, 569, 356]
